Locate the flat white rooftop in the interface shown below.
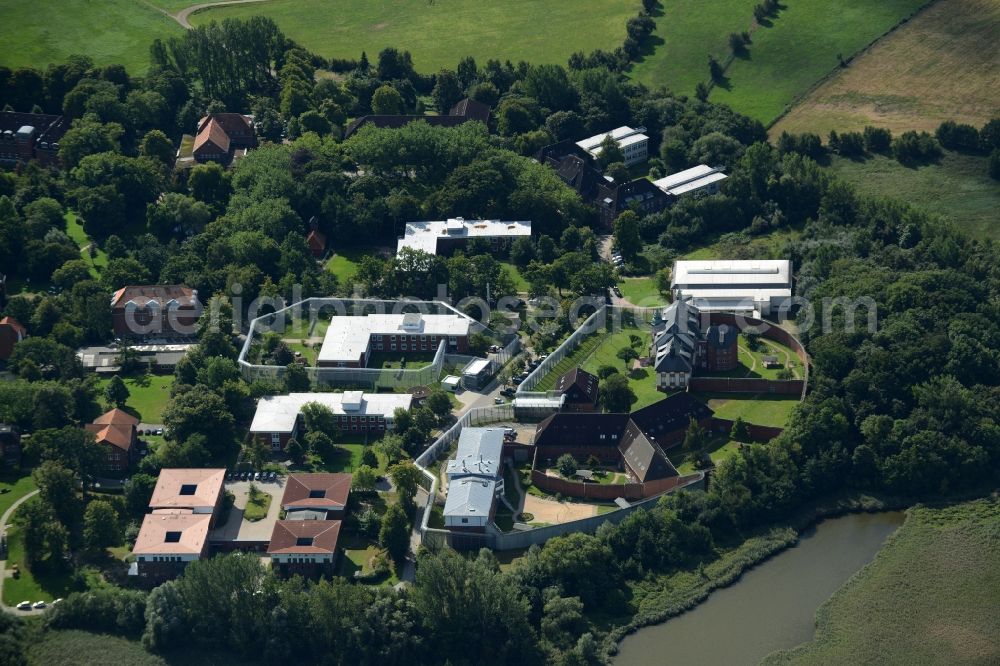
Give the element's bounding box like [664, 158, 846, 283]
[653, 165, 728, 196]
[672, 260, 792, 288]
[249, 392, 413, 434]
[397, 217, 531, 255]
[317, 313, 472, 364]
[576, 126, 648, 153]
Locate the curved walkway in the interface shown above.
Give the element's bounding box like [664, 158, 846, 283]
[144, 0, 274, 30]
[0, 489, 43, 616]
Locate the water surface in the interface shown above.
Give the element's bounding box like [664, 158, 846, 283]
[615, 511, 905, 666]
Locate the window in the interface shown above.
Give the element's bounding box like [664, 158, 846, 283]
[461, 518, 468, 523]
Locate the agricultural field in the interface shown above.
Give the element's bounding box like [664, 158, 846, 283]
[26, 630, 168, 666]
[824, 152, 1000, 241]
[771, 0, 1000, 137]
[765, 499, 1000, 665]
[0, 0, 180, 73]
[190, 0, 637, 72]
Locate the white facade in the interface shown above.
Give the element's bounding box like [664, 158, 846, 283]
[576, 126, 649, 166]
[653, 165, 728, 197]
[443, 477, 497, 528]
[317, 312, 471, 366]
[397, 217, 532, 255]
[671, 260, 792, 316]
[249, 391, 413, 436]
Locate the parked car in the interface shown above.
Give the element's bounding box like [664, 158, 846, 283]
[538, 354, 549, 361]
[52, 598, 63, 605]
[16, 601, 30, 611]
[155, 428, 164, 436]
[494, 397, 505, 405]
[613, 286, 623, 297]
[489, 345, 501, 353]
[512, 377, 524, 385]
[32, 601, 46, 609]
[500, 388, 515, 398]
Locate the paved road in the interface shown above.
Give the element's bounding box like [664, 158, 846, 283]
[171, 0, 274, 29]
[0, 489, 44, 616]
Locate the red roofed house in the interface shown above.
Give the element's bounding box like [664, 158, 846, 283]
[85, 408, 139, 472]
[0, 316, 26, 361]
[110, 285, 201, 339]
[193, 113, 257, 163]
[148, 468, 226, 526]
[280, 473, 352, 519]
[306, 229, 327, 258]
[267, 519, 342, 578]
[132, 512, 211, 582]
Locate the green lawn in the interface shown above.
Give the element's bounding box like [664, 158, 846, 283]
[95, 373, 175, 423]
[618, 277, 668, 307]
[192, 0, 637, 72]
[501, 262, 530, 294]
[367, 351, 437, 369]
[2, 525, 76, 605]
[672, 435, 742, 473]
[825, 152, 1000, 241]
[325, 248, 372, 286]
[710, 0, 930, 123]
[65, 212, 107, 278]
[284, 340, 318, 366]
[0, 471, 37, 519]
[697, 392, 799, 428]
[629, 0, 757, 97]
[764, 499, 1000, 665]
[243, 485, 272, 521]
[0, 0, 181, 73]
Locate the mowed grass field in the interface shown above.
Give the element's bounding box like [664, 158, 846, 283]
[629, 0, 757, 96]
[764, 499, 1000, 665]
[710, 0, 930, 123]
[771, 0, 1000, 137]
[826, 152, 1000, 241]
[0, 0, 180, 73]
[191, 0, 638, 71]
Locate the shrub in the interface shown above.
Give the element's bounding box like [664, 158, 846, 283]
[892, 131, 941, 164]
[863, 126, 892, 153]
[935, 120, 980, 153]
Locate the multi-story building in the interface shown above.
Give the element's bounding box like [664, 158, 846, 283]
[0, 112, 69, 168]
[109, 285, 202, 339]
[267, 520, 342, 579]
[443, 428, 506, 533]
[653, 165, 728, 198]
[396, 217, 531, 257]
[192, 113, 257, 163]
[84, 408, 139, 472]
[316, 312, 471, 368]
[576, 126, 650, 166]
[280, 473, 353, 519]
[249, 391, 413, 450]
[670, 259, 793, 316]
[651, 300, 740, 390]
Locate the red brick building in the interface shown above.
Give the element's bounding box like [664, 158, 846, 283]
[0, 316, 26, 361]
[110, 285, 201, 339]
[280, 473, 352, 519]
[85, 408, 139, 472]
[0, 112, 68, 168]
[554, 367, 599, 412]
[192, 113, 257, 163]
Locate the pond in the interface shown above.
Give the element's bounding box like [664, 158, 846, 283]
[614, 511, 905, 666]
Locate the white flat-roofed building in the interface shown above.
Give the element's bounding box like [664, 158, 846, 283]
[250, 391, 413, 450]
[397, 217, 531, 256]
[671, 260, 792, 316]
[446, 428, 505, 483]
[461, 357, 492, 390]
[443, 477, 497, 532]
[576, 126, 649, 166]
[316, 312, 472, 367]
[653, 165, 728, 197]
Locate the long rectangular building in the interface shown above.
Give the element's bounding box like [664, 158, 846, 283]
[317, 312, 471, 367]
[671, 259, 792, 315]
[249, 391, 413, 450]
[576, 126, 649, 166]
[653, 165, 728, 197]
[396, 217, 531, 256]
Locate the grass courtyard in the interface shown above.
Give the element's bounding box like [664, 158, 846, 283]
[697, 392, 799, 429]
[618, 277, 668, 307]
[191, 0, 637, 72]
[0, 471, 37, 519]
[95, 373, 175, 423]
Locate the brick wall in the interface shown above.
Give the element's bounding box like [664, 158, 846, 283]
[530, 469, 696, 501]
[688, 377, 804, 394]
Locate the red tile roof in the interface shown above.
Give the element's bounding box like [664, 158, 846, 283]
[193, 117, 230, 155]
[0, 316, 26, 338]
[149, 468, 226, 511]
[109, 285, 199, 309]
[280, 473, 352, 510]
[267, 520, 342, 555]
[133, 512, 211, 556]
[85, 423, 134, 452]
[93, 408, 139, 426]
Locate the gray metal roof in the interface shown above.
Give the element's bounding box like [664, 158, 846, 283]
[446, 428, 504, 480]
[443, 478, 497, 517]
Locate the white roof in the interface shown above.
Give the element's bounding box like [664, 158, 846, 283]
[672, 260, 792, 288]
[249, 392, 413, 434]
[653, 165, 728, 195]
[462, 358, 490, 375]
[444, 478, 497, 518]
[397, 218, 532, 255]
[441, 375, 461, 388]
[446, 428, 504, 480]
[576, 126, 648, 153]
[317, 313, 472, 364]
